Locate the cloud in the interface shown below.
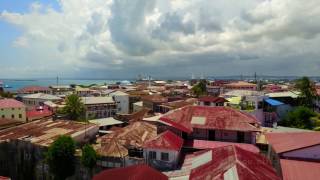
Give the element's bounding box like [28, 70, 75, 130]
[1, 0, 320, 78]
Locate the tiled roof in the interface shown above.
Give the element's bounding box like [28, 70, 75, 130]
[144, 130, 184, 151]
[17, 86, 51, 93]
[159, 106, 259, 133]
[0, 98, 25, 108]
[265, 132, 320, 153]
[198, 96, 228, 103]
[93, 164, 168, 180]
[280, 159, 320, 180]
[189, 145, 280, 180]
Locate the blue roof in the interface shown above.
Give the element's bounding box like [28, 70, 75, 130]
[265, 98, 284, 106]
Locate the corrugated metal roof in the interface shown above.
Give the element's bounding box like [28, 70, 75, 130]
[281, 159, 320, 180]
[185, 140, 260, 154]
[160, 106, 260, 133]
[93, 164, 168, 180]
[264, 98, 284, 106]
[189, 145, 280, 180]
[198, 96, 228, 103]
[143, 130, 184, 151]
[265, 132, 320, 153]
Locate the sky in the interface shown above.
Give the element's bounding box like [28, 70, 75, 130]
[0, 0, 320, 79]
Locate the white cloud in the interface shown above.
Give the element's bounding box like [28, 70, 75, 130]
[1, 0, 320, 78]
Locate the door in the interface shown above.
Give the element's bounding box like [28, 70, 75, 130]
[208, 130, 215, 140]
[237, 132, 245, 143]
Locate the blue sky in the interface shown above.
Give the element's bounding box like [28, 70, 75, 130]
[1, 0, 320, 79]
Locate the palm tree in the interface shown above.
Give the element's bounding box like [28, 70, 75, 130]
[63, 94, 85, 120]
[295, 77, 317, 108]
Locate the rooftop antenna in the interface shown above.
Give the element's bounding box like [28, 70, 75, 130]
[56, 76, 59, 86]
[254, 72, 257, 83]
[191, 73, 195, 80]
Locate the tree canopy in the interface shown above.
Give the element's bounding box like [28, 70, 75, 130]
[46, 135, 76, 180]
[279, 106, 319, 130]
[192, 80, 207, 97]
[295, 76, 317, 108]
[62, 94, 85, 120]
[81, 144, 97, 170]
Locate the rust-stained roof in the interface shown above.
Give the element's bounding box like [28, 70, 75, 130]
[280, 159, 320, 180]
[93, 164, 168, 180]
[160, 98, 197, 110]
[160, 106, 260, 133]
[141, 95, 168, 103]
[143, 130, 183, 151]
[265, 132, 320, 153]
[198, 96, 228, 103]
[190, 145, 280, 180]
[17, 86, 51, 93]
[0, 119, 98, 147]
[97, 121, 157, 157]
[0, 118, 23, 129]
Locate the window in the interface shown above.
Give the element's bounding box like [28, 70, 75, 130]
[19, 114, 22, 118]
[11, 114, 15, 119]
[1, 115, 4, 118]
[149, 151, 156, 160]
[12, 108, 14, 110]
[161, 152, 169, 161]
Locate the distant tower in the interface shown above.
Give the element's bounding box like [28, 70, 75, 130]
[191, 73, 195, 80]
[56, 76, 59, 86]
[148, 75, 151, 87]
[254, 72, 257, 83]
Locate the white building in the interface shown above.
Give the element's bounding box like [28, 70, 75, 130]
[21, 93, 62, 109]
[143, 130, 184, 170]
[109, 91, 129, 114]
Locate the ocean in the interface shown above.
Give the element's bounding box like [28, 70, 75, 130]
[0, 79, 128, 92]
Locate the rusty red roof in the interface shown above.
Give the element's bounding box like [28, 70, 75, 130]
[265, 132, 320, 153]
[159, 106, 259, 133]
[17, 86, 51, 93]
[141, 95, 168, 103]
[185, 140, 260, 153]
[190, 145, 280, 180]
[0, 99, 25, 108]
[280, 159, 320, 180]
[144, 130, 184, 151]
[93, 164, 168, 180]
[198, 96, 228, 103]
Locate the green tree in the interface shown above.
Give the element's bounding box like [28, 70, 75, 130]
[192, 80, 207, 97]
[279, 106, 316, 129]
[295, 77, 317, 108]
[46, 135, 76, 180]
[81, 144, 97, 177]
[62, 94, 85, 120]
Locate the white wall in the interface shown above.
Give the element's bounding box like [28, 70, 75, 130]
[112, 94, 129, 114]
[144, 148, 179, 169]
